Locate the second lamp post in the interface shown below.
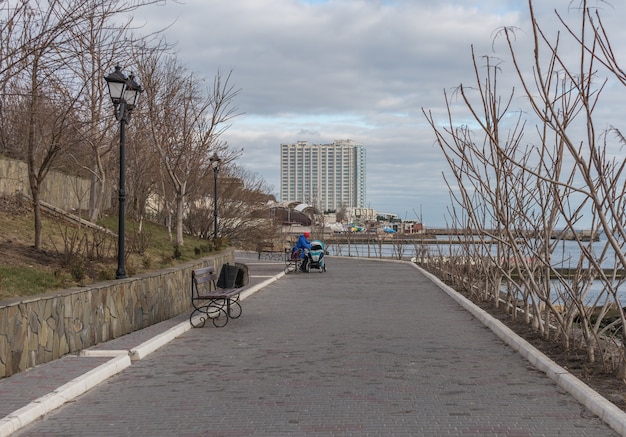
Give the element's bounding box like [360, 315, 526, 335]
[210, 153, 222, 241]
[104, 66, 143, 279]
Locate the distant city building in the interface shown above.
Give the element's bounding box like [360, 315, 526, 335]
[280, 139, 366, 211]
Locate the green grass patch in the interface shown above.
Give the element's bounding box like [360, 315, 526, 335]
[97, 216, 220, 262]
[0, 266, 71, 300]
[0, 206, 226, 301]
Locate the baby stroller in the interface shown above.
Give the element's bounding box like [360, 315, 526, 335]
[305, 240, 327, 272]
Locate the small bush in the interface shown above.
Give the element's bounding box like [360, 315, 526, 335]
[97, 269, 115, 281]
[142, 255, 152, 269]
[69, 258, 86, 282]
[125, 258, 137, 277]
[214, 237, 229, 251]
[128, 228, 151, 255]
[194, 244, 211, 256]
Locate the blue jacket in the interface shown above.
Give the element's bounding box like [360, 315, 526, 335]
[294, 235, 312, 258]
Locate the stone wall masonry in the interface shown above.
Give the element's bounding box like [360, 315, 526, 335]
[0, 249, 235, 379]
[0, 157, 111, 210]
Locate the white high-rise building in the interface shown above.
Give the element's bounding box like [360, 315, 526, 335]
[280, 139, 366, 211]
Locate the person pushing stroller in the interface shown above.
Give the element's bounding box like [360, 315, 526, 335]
[294, 232, 312, 272]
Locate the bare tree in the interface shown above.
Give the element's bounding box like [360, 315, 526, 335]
[137, 50, 241, 247]
[335, 204, 347, 224]
[424, 0, 626, 373]
[0, 0, 162, 248]
[186, 165, 276, 247]
[5, 0, 94, 249]
[65, 0, 163, 222]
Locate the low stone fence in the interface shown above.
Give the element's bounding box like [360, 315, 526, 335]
[0, 249, 235, 379]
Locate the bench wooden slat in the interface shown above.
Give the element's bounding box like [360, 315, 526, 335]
[194, 274, 215, 285]
[192, 266, 218, 285]
[193, 266, 214, 276]
[200, 288, 240, 299]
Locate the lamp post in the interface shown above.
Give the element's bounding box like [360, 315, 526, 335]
[210, 153, 222, 241]
[104, 66, 143, 279]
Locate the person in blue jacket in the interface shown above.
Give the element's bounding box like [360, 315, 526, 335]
[295, 232, 312, 271]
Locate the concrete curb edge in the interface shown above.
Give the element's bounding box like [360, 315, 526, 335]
[240, 271, 286, 301]
[0, 269, 286, 436]
[130, 321, 192, 361]
[412, 262, 626, 437]
[129, 270, 286, 361]
[0, 355, 132, 437]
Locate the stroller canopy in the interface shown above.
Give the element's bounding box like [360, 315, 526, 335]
[310, 240, 324, 251]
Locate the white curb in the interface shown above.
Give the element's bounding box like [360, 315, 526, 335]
[0, 355, 131, 437]
[79, 349, 129, 358]
[412, 262, 626, 437]
[129, 270, 286, 361]
[130, 322, 192, 361]
[0, 268, 286, 436]
[240, 271, 285, 300]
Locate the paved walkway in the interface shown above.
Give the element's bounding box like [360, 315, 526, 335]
[2, 254, 626, 436]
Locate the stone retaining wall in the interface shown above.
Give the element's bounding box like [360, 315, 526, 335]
[0, 249, 235, 379]
[0, 157, 111, 211]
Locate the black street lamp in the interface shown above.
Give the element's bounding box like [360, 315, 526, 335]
[210, 153, 222, 241]
[104, 66, 143, 279]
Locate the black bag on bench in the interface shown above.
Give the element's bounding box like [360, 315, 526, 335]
[217, 264, 239, 289]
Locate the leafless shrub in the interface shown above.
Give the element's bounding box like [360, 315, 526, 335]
[424, 0, 626, 374]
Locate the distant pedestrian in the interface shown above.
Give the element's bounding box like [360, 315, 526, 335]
[295, 232, 312, 271]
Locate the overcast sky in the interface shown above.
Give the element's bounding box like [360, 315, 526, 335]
[132, 0, 626, 226]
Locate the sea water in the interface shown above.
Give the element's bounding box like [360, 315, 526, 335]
[324, 233, 626, 305]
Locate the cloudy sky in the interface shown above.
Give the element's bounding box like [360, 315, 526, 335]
[133, 0, 626, 226]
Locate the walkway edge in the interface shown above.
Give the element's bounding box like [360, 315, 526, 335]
[130, 321, 192, 361]
[241, 271, 286, 300]
[413, 262, 626, 436]
[127, 272, 287, 361]
[0, 355, 131, 437]
[130, 270, 285, 361]
[0, 267, 285, 437]
[128, 270, 286, 361]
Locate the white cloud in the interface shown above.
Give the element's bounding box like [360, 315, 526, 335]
[132, 0, 626, 226]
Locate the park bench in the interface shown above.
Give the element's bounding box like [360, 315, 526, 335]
[190, 264, 244, 328]
[256, 242, 284, 260]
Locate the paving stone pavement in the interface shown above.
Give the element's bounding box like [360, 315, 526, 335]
[4, 255, 625, 436]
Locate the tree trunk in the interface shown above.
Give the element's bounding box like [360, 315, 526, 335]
[27, 63, 41, 250]
[31, 187, 43, 250]
[88, 154, 106, 222]
[88, 171, 100, 222]
[175, 190, 185, 247]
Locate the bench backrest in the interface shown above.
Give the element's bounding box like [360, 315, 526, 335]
[191, 266, 218, 298]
